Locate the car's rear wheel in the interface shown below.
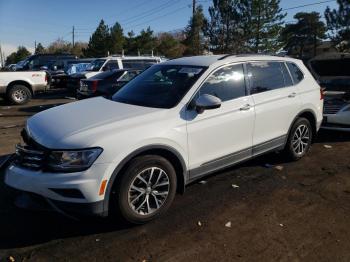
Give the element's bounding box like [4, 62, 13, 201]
[113, 155, 177, 224]
[285, 117, 313, 160]
[7, 84, 32, 105]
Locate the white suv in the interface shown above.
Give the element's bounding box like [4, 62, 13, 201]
[5, 55, 323, 223]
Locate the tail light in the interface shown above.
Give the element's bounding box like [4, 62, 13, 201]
[45, 73, 48, 83]
[320, 87, 325, 100]
[91, 80, 98, 92]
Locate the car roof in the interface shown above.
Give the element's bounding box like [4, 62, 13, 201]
[162, 54, 302, 67]
[99, 56, 163, 60]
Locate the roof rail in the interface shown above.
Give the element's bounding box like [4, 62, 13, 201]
[218, 54, 236, 60]
[218, 53, 289, 60]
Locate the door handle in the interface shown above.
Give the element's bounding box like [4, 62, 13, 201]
[288, 92, 297, 98]
[239, 104, 251, 111]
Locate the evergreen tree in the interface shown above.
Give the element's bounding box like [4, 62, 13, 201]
[281, 12, 326, 58]
[110, 22, 125, 55]
[206, 0, 248, 53]
[183, 5, 207, 55]
[156, 33, 185, 58]
[125, 31, 137, 54]
[84, 20, 111, 57]
[6, 46, 31, 65]
[35, 43, 45, 54]
[325, 0, 350, 51]
[246, 0, 286, 53]
[134, 27, 157, 55]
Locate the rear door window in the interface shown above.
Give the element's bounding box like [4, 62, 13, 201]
[287, 62, 304, 84]
[247, 62, 286, 94]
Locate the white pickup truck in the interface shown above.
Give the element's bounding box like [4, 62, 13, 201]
[0, 71, 48, 105]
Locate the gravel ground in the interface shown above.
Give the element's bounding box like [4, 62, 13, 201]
[1, 92, 350, 262]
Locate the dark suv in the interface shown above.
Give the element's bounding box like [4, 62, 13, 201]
[77, 69, 141, 99]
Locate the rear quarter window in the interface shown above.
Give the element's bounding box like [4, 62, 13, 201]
[287, 62, 304, 84]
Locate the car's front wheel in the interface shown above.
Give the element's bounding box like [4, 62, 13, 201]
[285, 117, 313, 160]
[113, 155, 177, 224]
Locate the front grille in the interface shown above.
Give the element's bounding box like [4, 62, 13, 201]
[15, 144, 46, 170]
[14, 129, 48, 170]
[323, 99, 346, 114]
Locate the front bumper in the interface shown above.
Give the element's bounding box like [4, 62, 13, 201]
[4, 162, 112, 216]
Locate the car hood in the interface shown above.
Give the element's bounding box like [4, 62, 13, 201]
[26, 97, 163, 149]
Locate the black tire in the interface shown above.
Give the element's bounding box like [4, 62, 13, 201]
[284, 117, 313, 161]
[7, 84, 32, 105]
[112, 155, 177, 224]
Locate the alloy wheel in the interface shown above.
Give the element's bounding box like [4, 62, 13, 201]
[128, 167, 170, 216]
[292, 124, 310, 155]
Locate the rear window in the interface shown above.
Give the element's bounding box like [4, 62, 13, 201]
[287, 62, 304, 84]
[310, 59, 350, 77]
[122, 59, 157, 70]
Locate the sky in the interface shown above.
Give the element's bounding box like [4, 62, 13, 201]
[0, 0, 338, 57]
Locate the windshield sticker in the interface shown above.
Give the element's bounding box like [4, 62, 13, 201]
[179, 68, 202, 75]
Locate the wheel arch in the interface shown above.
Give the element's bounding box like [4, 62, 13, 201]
[7, 80, 33, 95]
[103, 145, 188, 215]
[288, 109, 318, 143]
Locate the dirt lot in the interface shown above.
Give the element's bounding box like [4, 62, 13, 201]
[1, 92, 350, 262]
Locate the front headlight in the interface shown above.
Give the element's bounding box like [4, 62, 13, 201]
[48, 148, 103, 172]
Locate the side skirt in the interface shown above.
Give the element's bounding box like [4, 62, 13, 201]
[188, 135, 287, 183]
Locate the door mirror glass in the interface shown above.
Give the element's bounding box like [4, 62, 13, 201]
[195, 94, 221, 114]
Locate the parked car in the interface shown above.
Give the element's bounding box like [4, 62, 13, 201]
[15, 54, 78, 88]
[67, 55, 164, 92]
[50, 59, 95, 89]
[15, 54, 77, 72]
[0, 71, 48, 104]
[5, 64, 17, 71]
[308, 53, 350, 131]
[66, 62, 92, 75]
[5, 55, 323, 223]
[77, 69, 141, 99]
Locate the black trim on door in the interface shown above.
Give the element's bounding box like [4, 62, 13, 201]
[188, 135, 287, 182]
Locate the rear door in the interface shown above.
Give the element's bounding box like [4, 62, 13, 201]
[186, 63, 255, 177]
[247, 61, 302, 154]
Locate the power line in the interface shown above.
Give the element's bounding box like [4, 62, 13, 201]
[124, 4, 191, 31]
[74, 0, 186, 33]
[282, 0, 336, 11]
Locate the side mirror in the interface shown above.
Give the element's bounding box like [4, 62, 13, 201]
[195, 94, 221, 114]
[102, 66, 108, 71]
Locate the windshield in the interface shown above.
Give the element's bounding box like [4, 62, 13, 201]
[112, 64, 206, 108]
[87, 59, 106, 71]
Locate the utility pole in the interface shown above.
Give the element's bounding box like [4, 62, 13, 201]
[72, 26, 75, 48]
[192, 0, 196, 15]
[34, 40, 37, 53]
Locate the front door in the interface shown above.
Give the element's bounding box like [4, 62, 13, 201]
[186, 63, 255, 178]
